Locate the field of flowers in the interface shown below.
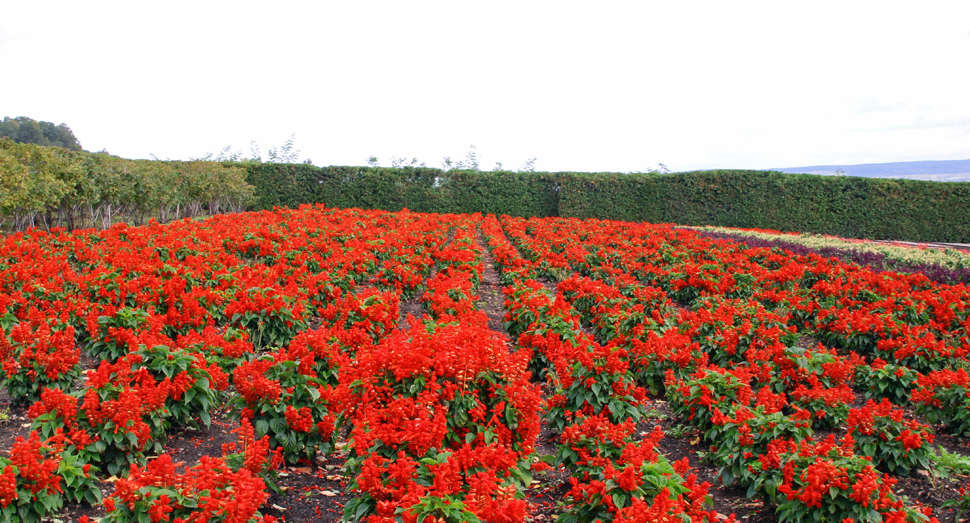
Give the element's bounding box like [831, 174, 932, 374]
[2, 205, 970, 523]
[692, 225, 970, 286]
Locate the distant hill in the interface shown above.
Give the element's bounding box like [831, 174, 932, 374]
[773, 159, 970, 182]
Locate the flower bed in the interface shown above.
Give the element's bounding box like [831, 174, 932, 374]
[1, 205, 968, 521]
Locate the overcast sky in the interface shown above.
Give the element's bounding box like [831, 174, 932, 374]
[2, 1, 968, 173]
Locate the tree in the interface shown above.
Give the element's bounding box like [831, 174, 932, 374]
[0, 116, 82, 151]
[267, 134, 301, 163]
[462, 145, 479, 171]
[391, 157, 426, 168]
[632, 163, 671, 175]
[246, 134, 303, 164]
[518, 158, 537, 173]
[0, 138, 81, 229]
[440, 146, 481, 171]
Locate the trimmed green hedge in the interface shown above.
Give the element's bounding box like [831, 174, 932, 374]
[246, 165, 559, 218]
[245, 164, 970, 243]
[555, 170, 970, 243]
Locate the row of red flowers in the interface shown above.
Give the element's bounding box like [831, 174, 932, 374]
[498, 214, 950, 522]
[339, 215, 543, 522]
[483, 215, 722, 523]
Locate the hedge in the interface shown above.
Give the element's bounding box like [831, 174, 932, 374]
[246, 165, 560, 218]
[245, 164, 970, 243]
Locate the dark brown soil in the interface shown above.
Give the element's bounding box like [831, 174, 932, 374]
[475, 232, 510, 334]
[0, 399, 31, 456]
[261, 450, 353, 523]
[397, 299, 426, 330]
[527, 403, 574, 521]
[642, 398, 771, 522]
[540, 279, 558, 298]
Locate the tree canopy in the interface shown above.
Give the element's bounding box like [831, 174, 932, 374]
[0, 138, 254, 231]
[0, 116, 83, 151]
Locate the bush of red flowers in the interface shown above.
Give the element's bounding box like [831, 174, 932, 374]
[0, 311, 80, 407]
[132, 343, 229, 430]
[101, 448, 277, 523]
[28, 354, 172, 476]
[704, 403, 813, 498]
[846, 398, 934, 476]
[85, 306, 150, 362]
[913, 368, 970, 437]
[771, 436, 935, 523]
[854, 358, 921, 404]
[228, 350, 340, 464]
[1, 431, 98, 523]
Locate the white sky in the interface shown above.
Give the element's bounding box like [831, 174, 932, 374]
[2, 1, 968, 173]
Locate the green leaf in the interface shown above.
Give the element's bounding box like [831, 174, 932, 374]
[270, 416, 288, 435]
[612, 493, 625, 509]
[354, 498, 372, 522]
[255, 418, 270, 436]
[85, 488, 103, 505]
